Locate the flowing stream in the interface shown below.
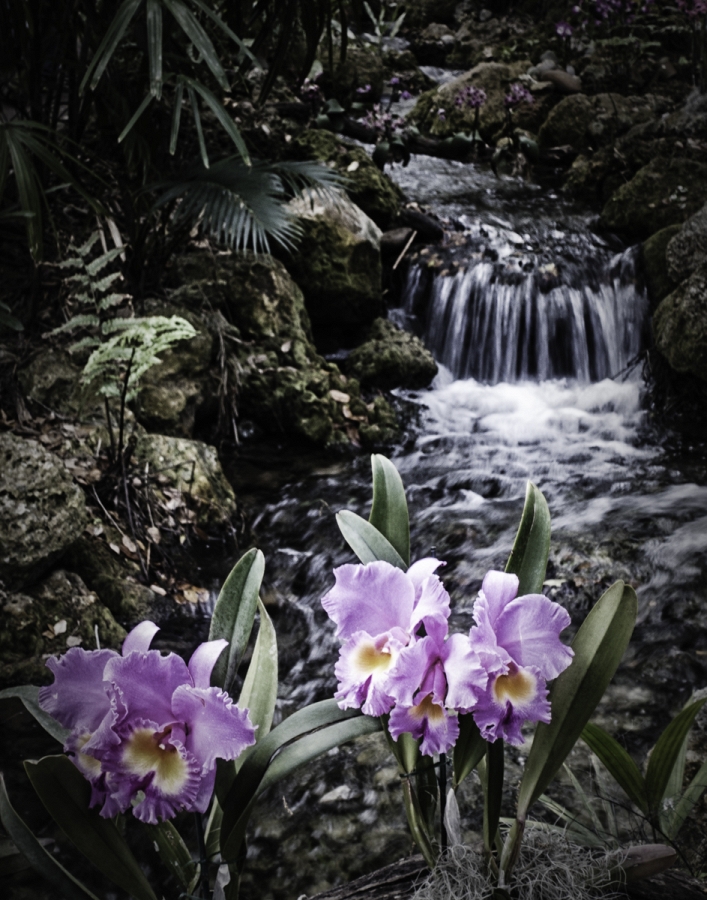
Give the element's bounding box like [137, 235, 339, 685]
[230, 154, 707, 899]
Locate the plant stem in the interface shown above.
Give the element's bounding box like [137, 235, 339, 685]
[439, 753, 447, 852]
[195, 811, 211, 899]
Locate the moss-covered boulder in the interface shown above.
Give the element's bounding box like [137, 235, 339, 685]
[285, 190, 383, 348]
[288, 129, 403, 229]
[600, 157, 707, 241]
[653, 263, 707, 382]
[135, 304, 214, 438]
[0, 570, 125, 688]
[347, 318, 438, 390]
[133, 434, 236, 526]
[666, 201, 707, 283]
[408, 61, 551, 141]
[18, 348, 84, 416]
[539, 93, 656, 153]
[641, 224, 682, 309]
[0, 433, 88, 590]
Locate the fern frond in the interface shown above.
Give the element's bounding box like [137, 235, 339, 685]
[76, 232, 103, 257]
[48, 313, 101, 336]
[85, 246, 125, 276]
[92, 271, 124, 293]
[68, 336, 102, 354]
[99, 292, 131, 310]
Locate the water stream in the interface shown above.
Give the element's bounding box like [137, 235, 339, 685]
[232, 154, 707, 899]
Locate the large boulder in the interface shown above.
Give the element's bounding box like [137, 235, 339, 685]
[0, 433, 88, 590]
[287, 129, 403, 229]
[600, 157, 707, 241]
[133, 434, 237, 527]
[641, 224, 682, 309]
[666, 201, 707, 283]
[653, 263, 707, 382]
[17, 349, 84, 416]
[285, 190, 384, 349]
[539, 93, 656, 154]
[409, 61, 553, 141]
[0, 570, 126, 688]
[346, 318, 438, 390]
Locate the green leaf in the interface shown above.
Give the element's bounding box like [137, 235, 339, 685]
[0, 686, 69, 744]
[531, 798, 611, 849]
[170, 81, 185, 155]
[336, 510, 406, 570]
[118, 93, 154, 143]
[516, 580, 637, 818]
[645, 697, 707, 816]
[238, 598, 278, 746]
[81, 0, 143, 92]
[668, 758, 707, 841]
[182, 77, 250, 165]
[484, 739, 504, 854]
[146, 0, 163, 98]
[0, 774, 100, 900]
[147, 821, 198, 893]
[188, 0, 260, 68]
[453, 713, 487, 788]
[505, 481, 551, 595]
[24, 756, 158, 900]
[163, 0, 229, 90]
[401, 778, 436, 869]
[209, 548, 264, 694]
[581, 723, 648, 814]
[369, 454, 410, 567]
[187, 85, 209, 169]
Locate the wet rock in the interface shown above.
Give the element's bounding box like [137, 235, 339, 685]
[285, 189, 383, 348]
[538, 69, 582, 93]
[0, 570, 125, 688]
[640, 224, 682, 309]
[653, 262, 707, 382]
[600, 157, 707, 241]
[287, 129, 403, 229]
[666, 201, 707, 283]
[133, 434, 236, 526]
[0, 433, 88, 590]
[409, 61, 551, 141]
[135, 304, 214, 438]
[346, 318, 438, 390]
[17, 349, 84, 416]
[539, 93, 656, 155]
[380, 227, 415, 258]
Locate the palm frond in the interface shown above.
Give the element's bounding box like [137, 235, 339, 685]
[151, 156, 345, 253]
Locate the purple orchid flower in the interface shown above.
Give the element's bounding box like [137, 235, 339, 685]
[322, 559, 450, 717]
[39, 621, 256, 823]
[504, 83, 534, 109]
[400, 90, 413, 101]
[465, 570, 574, 745]
[356, 83, 372, 94]
[555, 20, 573, 37]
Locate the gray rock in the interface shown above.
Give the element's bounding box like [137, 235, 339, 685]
[666, 201, 707, 284]
[653, 262, 707, 382]
[0, 433, 88, 590]
[18, 348, 84, 416]
[538, 69, 582, 93]
[346, 318, 438, 390]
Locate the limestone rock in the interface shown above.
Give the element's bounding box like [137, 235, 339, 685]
[285, 189, 383, 347]
[133, 434, 236, 526]
[539, 93, 656, 153]
[653, 263, 707, 382]
[641, 224, 682, 309]
[0, 433, 88, 590]
[347, 318, 438, 390]
[18, 348, 84, 416]
[600, 157, 707, 241]
[538, 69, 582, 93]
[666, 201, 707, 283]
[0, 570, 126, 688]
[288, 129, 403, 229]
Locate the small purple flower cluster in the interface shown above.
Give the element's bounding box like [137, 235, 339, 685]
[454, 84, 487, 109]
[676, 0, 707, 17]
[437, 108, 446, 121]
[300, 77, 322, 101]
[390, 76, 413, 101]
[568, 0, 656, 29]
[356, 83, 372, 95]
[322, 563, 573, 756]
[555, 20, 574, 37]
[363, 103, 405, 136]
[39, 622, 255, 823]
[504, 83, 534, 109]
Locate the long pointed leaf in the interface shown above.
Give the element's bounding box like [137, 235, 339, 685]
[453, 713, 486, 788]
[163, 0, 229, 90]
[0, 774, 100, 900]
[516, 581, 637, 818]
[188, 0, 260, 67]
[147, 821, 198, 892]
[645, 697, 707, 815]
[0, 686, 69, 744]
[82, 0, 143, 92]
[581, 723, 648, 814]
[369, 454, 410, 567]
[505, 481, 551, 595]
[118, 93, 154, 143]
[668, 758, 707, 841]
[169, 80, 184, 155]
[238, 598, 278, 744]
[187, 86, 209, 169]
[336, 510, 406, 569]
[146, 0, 163, 98]
[484, 739, 504, 854]
[183, 78, 250, 164]
[208, 548, 264, 694]
[24, 756, 158, 900]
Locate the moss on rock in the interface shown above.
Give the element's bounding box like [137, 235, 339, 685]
[539, 93, 656, 153]
[641, 224, 682, 310]
[347, 318, 438, 390]
[653, 262, 707, 382]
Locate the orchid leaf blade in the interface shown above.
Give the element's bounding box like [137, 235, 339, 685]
[453, 713, 486, 788]
[0, 686, 69, 745]
[505, 481, 551, 596]
[0, 774, 101, 900]
[516, 580, 637, 817]
[147, 821, 198, 893]
[645, 697, 707, 816]
[238, 598, 278, 745]
[668, 757, 707, 841]
[336, 510, 406, 570]
[369, 454, 410, 567]
[209, 548, 264, 694]
[484, 739, 504, 854]
[24, 756, 158, 900]
[581, 723, 648, 814]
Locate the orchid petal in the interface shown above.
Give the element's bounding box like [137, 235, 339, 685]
[406, 557, 444, 594]
[333, 631, 401, 716]
[322, 561, 415, 641]
[479, 570, 519, 626]
[188, 639, 228, 689]
[410, 575, 451, 641]
[39, 648, 117, 730]
[171, 685, 256, 772]
[386, 637, 436, 707]
[472, 664, 550, 747]
[442, 633, 490, 712]
[122, 621, 160, 656]
[493, 595, 574, 679]
[389, 695, 460, 756]
[102, 650, 190, 728]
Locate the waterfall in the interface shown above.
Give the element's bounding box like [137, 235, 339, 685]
[400, 247, 650, 383]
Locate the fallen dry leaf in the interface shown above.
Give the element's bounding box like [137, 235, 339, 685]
[329, 389, 350, 404]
